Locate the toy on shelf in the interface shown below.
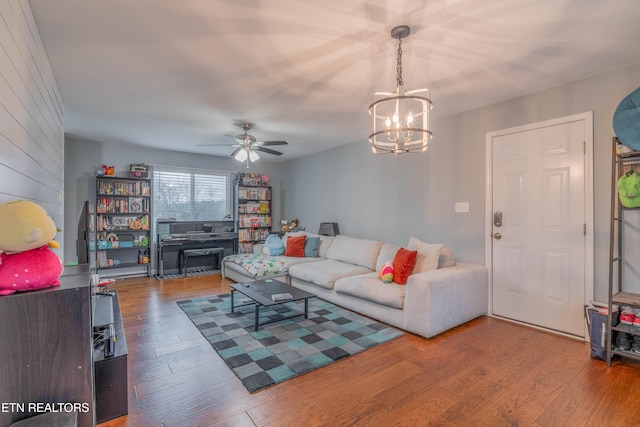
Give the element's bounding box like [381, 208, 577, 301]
[0, 200, 63, 295]
[129, 163, 149, 178]
[101, 165, 115, 176]
[281, 218, 303, 233]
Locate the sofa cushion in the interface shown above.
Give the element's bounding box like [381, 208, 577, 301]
[282, 232, 304, 250]
[326, 235, 382, 270]
[375, 242, 402, 271]
[304, 236, 320, 257]
[289, 259, 372, 290]
[392, 248, 418, 285]
[408, 236, 443, 274]
[316, 235, 335, 258]
[285, 234, 306, 257]
[283, 232, 334, 258]
[334, 272, 406, 309]
[439, 247, 456, 268]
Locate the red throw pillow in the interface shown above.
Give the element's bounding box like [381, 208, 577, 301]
[392, 248, 418, 285]
[285, 235, 306, 257]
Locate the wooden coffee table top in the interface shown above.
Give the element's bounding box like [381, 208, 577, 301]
[230, 279, 315, 306]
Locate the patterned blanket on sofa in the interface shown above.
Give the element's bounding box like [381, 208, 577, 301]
[222, 253, 288, 278]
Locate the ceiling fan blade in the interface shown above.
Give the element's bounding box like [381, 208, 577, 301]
[255, 146, 283, 156]
[230, 147, 242, 158]
[256, 140, 288, 146]
[196, 143, 238, 147]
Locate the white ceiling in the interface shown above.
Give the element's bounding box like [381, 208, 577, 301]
[29, 0, 640, 162]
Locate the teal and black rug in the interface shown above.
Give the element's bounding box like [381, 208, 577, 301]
[177, 293, 403, 392]
[155, 269, 220, 280]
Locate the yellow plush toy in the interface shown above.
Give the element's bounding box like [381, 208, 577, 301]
[0, 200, 63, 295]
[0, 200, 58, 253]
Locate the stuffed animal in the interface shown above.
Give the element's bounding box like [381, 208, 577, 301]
[0, 200, 58, 253]
[263, 234, 285, 256]
[101, 165, 115, 176]
[378, 262, 394, 284]
[0, 246, 63, 295]
[0, 200, 62, 295]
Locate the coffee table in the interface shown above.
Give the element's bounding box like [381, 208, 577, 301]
[230, 279, 315, 331]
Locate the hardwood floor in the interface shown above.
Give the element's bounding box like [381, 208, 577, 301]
[97, 274, 640, 427]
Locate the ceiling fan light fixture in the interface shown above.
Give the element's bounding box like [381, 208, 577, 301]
[369, 25, 433, 154]
[199, 122, 287, 167]
[235, 148, 248, 162]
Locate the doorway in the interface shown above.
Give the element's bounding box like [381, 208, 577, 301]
[485, 112, 594, 337]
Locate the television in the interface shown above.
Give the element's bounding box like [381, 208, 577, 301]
[76, 200, 96, 269]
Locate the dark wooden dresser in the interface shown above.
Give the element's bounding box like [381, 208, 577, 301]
[0, 265, 94, 427]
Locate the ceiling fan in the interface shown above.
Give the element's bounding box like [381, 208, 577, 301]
[198, 122, 288, 168]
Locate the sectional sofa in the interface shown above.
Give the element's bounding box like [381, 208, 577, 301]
[222, 232, 488, 339]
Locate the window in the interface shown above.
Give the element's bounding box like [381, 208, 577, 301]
[153, 167, 232, 223]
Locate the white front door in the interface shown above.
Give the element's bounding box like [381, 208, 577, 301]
[488, 114, 592, 337]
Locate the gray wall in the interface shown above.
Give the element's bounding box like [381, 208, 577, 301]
[0, 0, 63, 255]
[63, 136, 284, 266]
[281, 62, 640, 302]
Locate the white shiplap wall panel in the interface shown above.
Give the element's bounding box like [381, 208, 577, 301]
[0, 71, 62, 178]
[5, 1, 63, 149]
[0, 132, 60, 199]
[15, 0, 63, 122]
[0, 0, 64, 251]
[0, 4, 62, 174]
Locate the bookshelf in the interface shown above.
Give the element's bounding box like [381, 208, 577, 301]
[96, 176, 151, 277]
[234, 173, 272, 254]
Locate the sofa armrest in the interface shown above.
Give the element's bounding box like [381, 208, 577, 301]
[402, 262, 488, 338]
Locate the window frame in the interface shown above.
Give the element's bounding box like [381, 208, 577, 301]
[151, 165, 233, 229]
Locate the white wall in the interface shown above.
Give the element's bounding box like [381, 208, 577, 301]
[0, 0, 63, 253]
[281, 62, 640, 302]
[63, 136, 285, 265]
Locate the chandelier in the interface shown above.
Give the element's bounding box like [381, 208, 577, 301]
[369, 25, 433, 154]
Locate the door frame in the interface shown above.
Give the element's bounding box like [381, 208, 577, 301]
[484, 111, 594, 339]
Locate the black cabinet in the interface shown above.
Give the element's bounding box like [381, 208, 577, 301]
[93, 291, 128, 423]
[0, 268, 94, 427]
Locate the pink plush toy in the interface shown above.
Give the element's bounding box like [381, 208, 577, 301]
[0, 246, 63, 295]
[0, 200, 62, 296]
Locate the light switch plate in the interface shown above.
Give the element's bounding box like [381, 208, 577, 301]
[455, 202, 469, 213]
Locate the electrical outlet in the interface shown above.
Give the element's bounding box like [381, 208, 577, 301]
[455, 202, 469, 213]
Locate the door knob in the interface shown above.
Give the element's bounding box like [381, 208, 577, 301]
[493, 232, 502, 240]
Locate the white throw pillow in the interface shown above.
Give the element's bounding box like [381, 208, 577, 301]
[408, 236, 443, 274]
[376, 243, 401, 271]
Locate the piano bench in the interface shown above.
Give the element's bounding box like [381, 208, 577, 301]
[179, 247, 225, 277]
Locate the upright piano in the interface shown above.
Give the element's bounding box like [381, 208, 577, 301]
[156, 220, 237, 277]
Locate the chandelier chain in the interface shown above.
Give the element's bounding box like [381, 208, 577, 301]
[396, 37, 403, 87]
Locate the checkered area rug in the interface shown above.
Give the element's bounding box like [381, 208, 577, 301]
[177, 293, 403, 393]
[155, 269, 220, 280]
